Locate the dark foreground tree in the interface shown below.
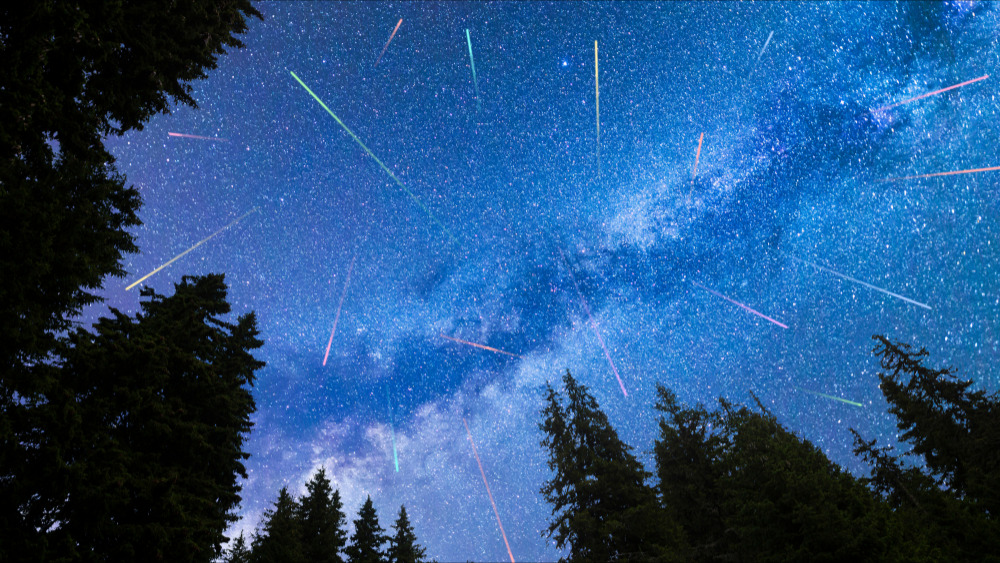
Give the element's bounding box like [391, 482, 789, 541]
[345, 496, 389, 563]
[33, 275, 263, 562]
[253, 487, 306, 563]
[386, 505, 427, 563]
[539, 371, 683, 562]
[298, 468, 349, 563]
[224, 533, 253, 563]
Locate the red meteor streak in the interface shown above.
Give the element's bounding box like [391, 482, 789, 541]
[440, 334, 523, 359]
[167, 132, 228, 142]
[375, 18, 403, 67]
[322, 254, 357, 366]
[874, 74, 988, 112]
[463, 418, 516, 563]
[879, 165, 1000, 183]
[691, 280, 789, 329]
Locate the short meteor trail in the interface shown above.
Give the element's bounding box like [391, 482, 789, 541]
[375, 18, 403, 67]
[126, 208, 258, 291]
[387, 385, 399, 472]
[463, 418, 515, 563]
[874, 74, 989, 112]
[466, 29, 481, 111]
[168, 132, 228, 142]
[880, 164, 1000, 183]
[556, 245, 628, 397]
[687, 132, 705, 202]
[440, 334, 522, 359]
[755, 31, 774, 64]
[289, 71, 458, 244]
[595, 40, 600, 174]
[690, 280, 789, 329]
[786, 254, 931, 310]
[796, 386, 863, 408]
[322, 254, 357, 366]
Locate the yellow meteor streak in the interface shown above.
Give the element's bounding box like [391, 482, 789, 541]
[289, 71, 458, 245]
[595, 40, 600, 174]
[440, 334, 523, 359]
[126, 208, 258, 291]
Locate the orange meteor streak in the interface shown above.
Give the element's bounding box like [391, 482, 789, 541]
[880, 165, 1000, 183]
[440, 334, 523, 359]
[463, 418, 516, 563]
[874, 74, 988, 112]
[688, 132, 705, 202]
[375, 18, 403, 67]
[323, 254, 357, 366]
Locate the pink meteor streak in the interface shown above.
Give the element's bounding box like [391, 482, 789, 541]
[463, 418, 516, 563]
[556, 246, 628, 397]
[167, 132, 228, 142]
[692, 132, 704, 178]
[375, 18, 403, 67]
[690, 280, 789, 329]
[874, 74, 988, 112]
[440, 334, 523, 359]
[322, 254, 357, 366]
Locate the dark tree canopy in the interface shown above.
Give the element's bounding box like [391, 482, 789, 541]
[345, 496, 389, 563]
[387, 505, 427, 563]
[225, 533, 253, 563]
[298, 468, 349, 563]
[253, 487, 306, 563]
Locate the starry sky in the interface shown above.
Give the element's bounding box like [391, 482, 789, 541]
[89, 1, 1000, 561]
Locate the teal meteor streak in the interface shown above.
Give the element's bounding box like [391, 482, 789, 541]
[289, 71, 458, 245]
[796, 386, 863, 408]
[466, 29, 481, 111]
[387, 384, 399, 472]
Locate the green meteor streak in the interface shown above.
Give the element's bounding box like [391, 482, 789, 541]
[466, 29, 481, 111]
[796, 386, 864, 408]
[289, 71, 458, 245]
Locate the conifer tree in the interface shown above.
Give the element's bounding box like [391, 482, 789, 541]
[225, 533, 253, 563]
[298, 468, 349, 563]
[253, 487, 306, 563]
[386, 505, 427, 563]
[345, 496, 389, 563]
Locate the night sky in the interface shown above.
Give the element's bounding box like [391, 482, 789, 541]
[88, 2, 1000, 561]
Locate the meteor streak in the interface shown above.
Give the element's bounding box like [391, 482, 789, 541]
[440, 334, 523, 359]
[786, 254, 931, 310]
[879, 165, 1000, 183]
[387, 385, 399, 472]
[289, 72, 457, 244]
[796, 386, 863, 408]
[466, 29, 481, 111]
[690, 280, 789, 329]
[874, 74, 989, 112]
[322, 254, 357, 366]
[556, 246, 628, 397]
[168, 132, 228, 142]
[595, 40, 600, 174]
[375, 18, 403, 67]
[687, 132, 704, 203]
[756, 31, 774, 63]
[126, 208, 258, 291]
[463, 418, 515, 563]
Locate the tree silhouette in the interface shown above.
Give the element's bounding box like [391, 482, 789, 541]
[346, 496, 389, 563]
[298, 468, 349, 563]
[253, 487, 306, 563]
[386, 505, 427, 563]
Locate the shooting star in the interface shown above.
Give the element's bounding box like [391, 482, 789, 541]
[289, 71, 457, 244]
[168, 132, 228, 142]
[879, 164, 1000, 183]
[687, 132, 705, 202]
[463, 418, 516, 563]
[322, 254, 357, 366]
[556, 245, 628, 397]
[440, 334, 523, 359]
[874, 74, 988, 112]
[126, 208, 258, 291]
[755, 31, 774, 64]
[466, 29, 481, 111]
[387, 385, 399, 472]
[690, 280, 789, 329]
[595, 40, 600, 174]
[796, 386, 863, 408]
[786, 254, 931, 310]
[375, 18, 403, 67]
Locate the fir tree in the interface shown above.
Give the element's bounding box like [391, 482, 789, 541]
[345, 496, 389, 563]
[225, 533, 253, 563]
[386, 505, 427, 563]
[253, 487, 306, 563]
[298, 468, 349, 563]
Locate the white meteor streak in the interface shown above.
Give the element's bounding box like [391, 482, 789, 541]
[787, 254, 931, 310]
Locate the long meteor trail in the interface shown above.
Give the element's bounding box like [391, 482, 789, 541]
[690, 280, 789, 329]
[168, 132, 228, 142]
[595, 40, 600, 174]
[874, 74, 989, 112]
[387, 385, 399, 472]
[463, 418, 515, 563]
[440, 334, 523, 359]
[466, 30, 481, 111]
[126, 208, 258, 291]
[556, 246, 628, 397]
[786, 254, 931, 310]
[375, 18, 403, 67]
[322, 254, 357, 366]
[796, 386, 863, 408]
[880, 164, 1000, 183]
[289, 71, 458, 244]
